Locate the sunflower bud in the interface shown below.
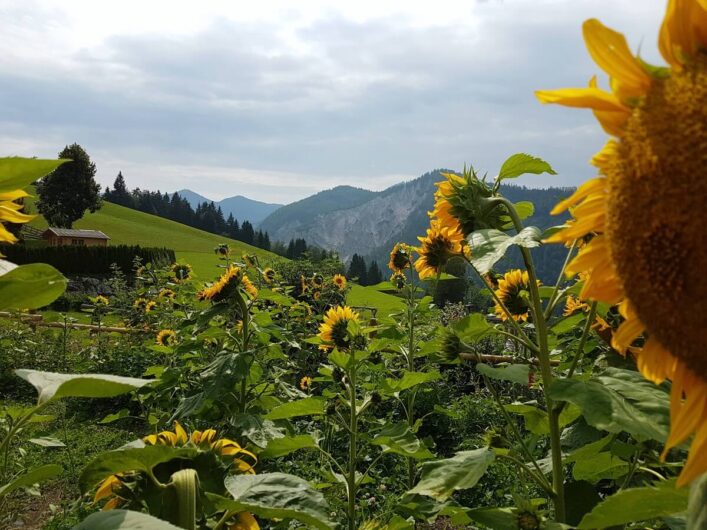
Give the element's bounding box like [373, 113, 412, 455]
[440, 330, 463, 361]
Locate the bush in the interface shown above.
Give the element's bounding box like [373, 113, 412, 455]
[0, 244, 175, 275]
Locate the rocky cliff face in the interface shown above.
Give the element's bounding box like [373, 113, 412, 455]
[262, 171, 441, 262]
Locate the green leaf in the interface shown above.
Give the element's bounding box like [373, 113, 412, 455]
[99, 409, 131, 424]
[381, 371, 441, 395]
[80, 443, 197, 492]
[547, 367, 670, 442]
[452, 313, 494, 343]
[550, 313, 585, 335]
[466, 507, 517, 530]
[16, 370, 154, 405]
[371, 423, 435, 460]
[0, 263, 67, 310]
[504, 402, 582, 435]
[210, 472, 335, 530]
[257, 288, 293, 306]
[72, 510, 181, 530]
[264, 397, 325, 420]
[572, 452, 629, 483]
[0, 464, 62, 498]
[578, 480, 688, 529]
[477, 363, 529, 385]
[469, 227, 542, 275]
[260, 434, 319, 459]
[231, 414, 286, 448]
[513, 201, 535, 220]
[0, 157, 69, 192]
[688, 473, 707, 530]
[408, 448, 494, 501]
[29, 436, 66, 448]
[497, 153, 556, 183]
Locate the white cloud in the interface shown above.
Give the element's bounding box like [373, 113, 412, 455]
[0, 0, 666, 202]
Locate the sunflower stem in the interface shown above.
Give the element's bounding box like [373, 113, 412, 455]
[543, 241, 577, 320]
[498, 197, 566, 523]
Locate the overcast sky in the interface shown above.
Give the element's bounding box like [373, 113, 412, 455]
[1, 0, 665, 204]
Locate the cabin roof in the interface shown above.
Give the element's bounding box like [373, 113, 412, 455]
[44, 227, 110, 240]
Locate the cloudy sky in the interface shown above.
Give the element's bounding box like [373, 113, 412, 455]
[1, 0, 665, 204]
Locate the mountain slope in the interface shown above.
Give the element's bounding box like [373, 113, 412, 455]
[257, 171, 574, 281]
[176, 189, 282, 226]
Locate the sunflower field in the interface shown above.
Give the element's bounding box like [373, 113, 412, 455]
[2, 1, 707, 529]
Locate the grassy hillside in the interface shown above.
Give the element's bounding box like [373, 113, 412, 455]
[27, 201, 404, 312]
[28, 201, 278, 279]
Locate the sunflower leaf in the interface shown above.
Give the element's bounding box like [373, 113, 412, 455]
[468, 227, 542, 275]
[408, 448, 494, 501]
[0, 157, 69, 192]
[71, 510, 181, 529]
[496, 153, 556, 183]
[0, 262, 67, 311]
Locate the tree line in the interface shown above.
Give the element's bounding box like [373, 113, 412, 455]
[347, 253, 383, 286]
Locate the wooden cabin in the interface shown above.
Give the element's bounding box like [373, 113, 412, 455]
[42, 228, 110, 247]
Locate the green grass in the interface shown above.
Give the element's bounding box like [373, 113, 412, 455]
[28, 201, 404, 311]
[29, 202, 279, 278]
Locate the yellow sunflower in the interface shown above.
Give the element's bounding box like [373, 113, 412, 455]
[414, 221, 465, 279]
[390, 271, 406, 290]
[172, 263, 192, 282]
[95, 422, 258, 513]
[536, 0, 707, 485]
[0, 189, 33, 244]
[93, 295, 109, 306]
[494, 270, 538, 322]
[156, 329, 177, 347]
[313, 290, 322, 301]
[198, 266, 256, 302]
[299, 375, 313, 392]
[262, 267, 276, 284]
[318, 305, 360, 351]
[299, 275, 309, 294]
[388, 243, 412, 272]
[563, 295, 589, 317]
[144, 301, 157, 314]
[242, 254, 255, 268]
[133, 297, 148, 311]
[158, 288, 176, 299]
[429, 172, 467, 236]
[332, 274, 347, 291]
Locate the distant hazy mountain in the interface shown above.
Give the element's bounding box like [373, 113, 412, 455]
[258, 171, 574, 282]
[176, 189, 282, 226]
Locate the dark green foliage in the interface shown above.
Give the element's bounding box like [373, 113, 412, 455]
[36, 144, 102, 228]
[0, 244, 175, 275]
[347, 254, 368, 285]
[367, 260, 383, 285]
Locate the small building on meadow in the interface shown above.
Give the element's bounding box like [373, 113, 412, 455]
[42, 227, 110, 247]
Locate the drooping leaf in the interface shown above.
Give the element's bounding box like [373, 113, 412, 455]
[16, 370, 154, 405]
[71, 510, 181, 530]
[408, 449, 494, 501]
[466, 507, 517, 530]
[210, 472, 335, 530]
[0, 464, 62, 498]
[0, 263, 67, 310]
[0, 157, 69, 192]
[468, 227, 542, 275]
[260, 434, 319, 459]
[79, 443, 197, 492]
[477, 363, 529, 385]
[497, 153, 556, 183]
[572, 452, 629, 483]
[371, 423, 435, 460]
[547, 367, 670, 442]
[29, 437, 66, 448]
[381, 371, 441, 395]
[264, 397, 325, 420]
[578, 480, 688, 529]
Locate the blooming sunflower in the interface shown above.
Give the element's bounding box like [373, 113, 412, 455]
[242, 254, 255, 268]
[133, 297, 148, 311]
[390, 271, 407, 290]
[144, 301, 157, 314]
[262, 267, 276, 284]
[313, 290, 322, 301]
[494, 270, 538, 322]
[388, 243, 412, 272]
[0, 189, 33, 244]
[563, 295, 589, 317]
[156, 329, 177, 347]
[299, 375, 313, 391]
[93, 295, 109, 306]
[536, 1, 707, 485]
[198, 266, 257, 302]
[172, 263, 192, 282]
[332, 274, 347, 291]
[414, 221, 466, 279]
[94, 422, 258, 526]
[318, 305, 360, 351]
[158, 288, 176, 299]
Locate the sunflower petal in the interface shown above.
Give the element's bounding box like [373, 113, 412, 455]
[535, 86, 629, 112]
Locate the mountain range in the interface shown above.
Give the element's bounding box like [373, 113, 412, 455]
[258, 171, 574, 282]
[176, 189, 282, 226]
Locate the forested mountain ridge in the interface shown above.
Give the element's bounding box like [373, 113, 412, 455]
[259, 171, 574, 282]
[176, 189, 282, 226]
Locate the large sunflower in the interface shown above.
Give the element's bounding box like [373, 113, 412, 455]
[494, 269, 538, 322]
[198, 265, 257, 302]
[318, 305, 360, 351]
[414, 221, 466, 279]
[536, 0, 707, 485]
[0, 189, 33, 244]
